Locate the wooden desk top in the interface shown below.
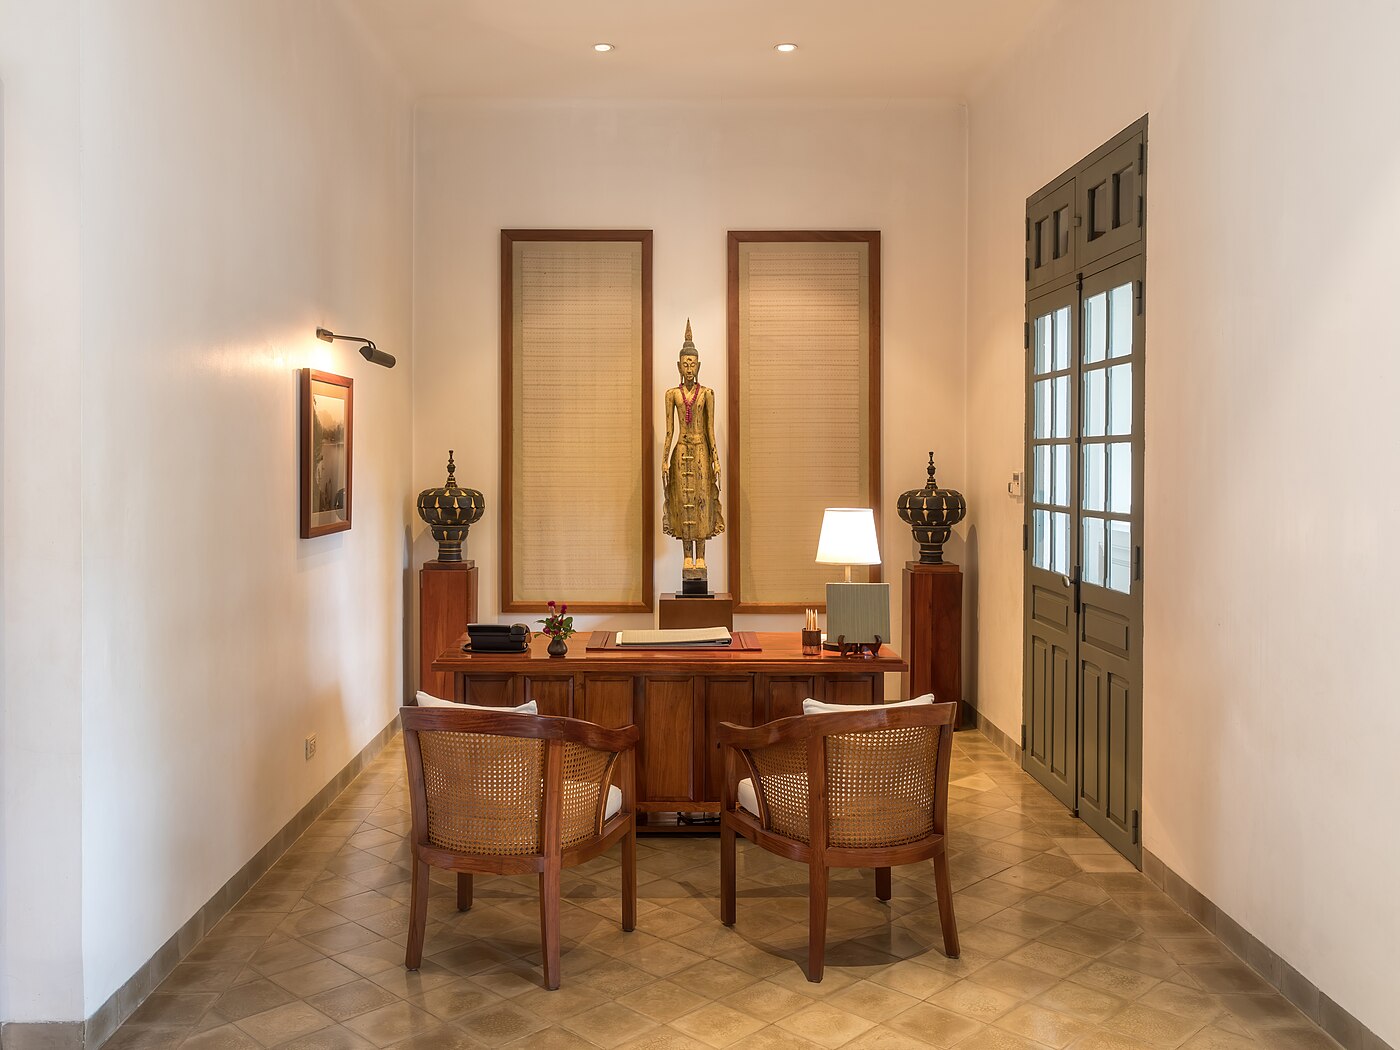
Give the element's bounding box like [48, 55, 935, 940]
[433, 632, 907, 675]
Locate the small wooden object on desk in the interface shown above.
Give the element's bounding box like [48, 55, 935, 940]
[659, 591, 734, 631]
[419, 560, 478, 698]
[801, 607, 822, 656]
[902, 561, 963, 726]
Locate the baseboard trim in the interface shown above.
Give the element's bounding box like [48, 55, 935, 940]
[969, 708, 1023, 765]
[1142, 849, 1392, 1050]
[0, 715, 400, 1050]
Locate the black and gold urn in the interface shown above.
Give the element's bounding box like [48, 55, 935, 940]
[416, 450, 485, 563]
[897, 453, 966, 565]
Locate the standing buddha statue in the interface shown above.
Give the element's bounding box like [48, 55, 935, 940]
[662, 320, 724, 593]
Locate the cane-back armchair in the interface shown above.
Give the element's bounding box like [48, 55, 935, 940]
[717, 700, 959, 981]
[399, 705, 638, 989]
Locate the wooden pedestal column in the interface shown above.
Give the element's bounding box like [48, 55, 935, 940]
[420, 560, 478, 698]
[901, 561, 963, 726]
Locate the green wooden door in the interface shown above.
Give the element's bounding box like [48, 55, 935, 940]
[1022, 118, 1146, 867]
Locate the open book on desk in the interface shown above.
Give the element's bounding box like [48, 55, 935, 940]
[615, 627, 732, 647]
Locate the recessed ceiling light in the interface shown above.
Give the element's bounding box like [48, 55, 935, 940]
[594, 42, 614, 52]
[774, 42, 798, 53]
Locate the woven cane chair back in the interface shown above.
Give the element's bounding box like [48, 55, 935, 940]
[418, 730, 544, 856]
[825, 724, 940, 848]
[749, 739, 810, 843]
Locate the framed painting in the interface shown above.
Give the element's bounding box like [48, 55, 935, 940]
[299, 369, 353, 538]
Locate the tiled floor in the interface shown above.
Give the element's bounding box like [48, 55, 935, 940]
[106, 730, 1343, 1050]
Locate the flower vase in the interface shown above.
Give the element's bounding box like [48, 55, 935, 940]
[547, 634, 568, 658]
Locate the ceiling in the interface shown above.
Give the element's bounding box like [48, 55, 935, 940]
[338, 0, 1054, 101]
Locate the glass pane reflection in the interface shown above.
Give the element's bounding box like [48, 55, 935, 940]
[1108, 362, 1133, 435]
[1052, 511, 1070, 575]
[1082, 443, 1105, 511]
[1108, 519, 1132, 593]
[1084, 293, 1107, 364]
[1110, 282, 1133, 358]
[1034, 314, 1051, 375]
[1053, 444, 1069, 507]
[1033, 509, 1050, 570]
[1054, 307, 1070, 371]
[1033, 445, 1050, 504]
[1083, 369, 1106, 437]
[1109, 442, 1132, 514]
[1034, 380, 1051, 439]
[1082, 517, 1106, 587]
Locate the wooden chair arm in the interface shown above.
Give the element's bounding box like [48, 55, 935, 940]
[401, 706, 639, 752]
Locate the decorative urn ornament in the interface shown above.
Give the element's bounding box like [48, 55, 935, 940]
[897, 453, 967, 564]
[415, 450, 485, 562]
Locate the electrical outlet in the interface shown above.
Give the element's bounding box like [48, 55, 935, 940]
[305, 733, 317, 760]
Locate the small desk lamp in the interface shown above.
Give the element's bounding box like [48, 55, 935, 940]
[815, 508, 891, 654]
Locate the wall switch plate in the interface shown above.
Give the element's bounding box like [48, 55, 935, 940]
[1008, 471, 1024, 498]
[305, 733, 317, 760]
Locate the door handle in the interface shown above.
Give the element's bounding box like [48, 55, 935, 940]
[1060, 575, 1073, 588]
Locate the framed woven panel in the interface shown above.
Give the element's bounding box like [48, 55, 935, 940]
[501, 231, 654, 613]
[728, 232, 881, 612]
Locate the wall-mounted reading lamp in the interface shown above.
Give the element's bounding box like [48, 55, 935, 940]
[315, 327, 396, 368]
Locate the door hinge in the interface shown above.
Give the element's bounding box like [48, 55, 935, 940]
[1072, 565, 1082, 613]
[1135, 279, 1144, 316]
[1022, 523, 1028, 552]
[1020, 725, 1027, 750]
[1025, 216, 1031, 242]
[1024, 257, 1031, 282]
[1076, 273, 1084, 294]
[1136, 194, 1144, 228]
[1134, 545, 1142, 581]
[1131, 809, 1140, 844]
[1137, 141, 1146, 175]
[1072, 213, 1083, 228]
[1023, 321, 1030, 350]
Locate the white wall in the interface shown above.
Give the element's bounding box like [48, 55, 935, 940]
[965, 1, 1400, 1043]
[0, 0, 85, 1025]
[412, 100, 969, 661]
[4, 0, 415, 1020]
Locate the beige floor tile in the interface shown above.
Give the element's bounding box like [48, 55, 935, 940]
[340, 1000, 444, 1047]
[1104, 1001, 1206, 1046]
[668, 1001, 769, 1047]
[994, 1002, 1092, 1048]
[774, 1001, 877, 1048]
[233, 1002, 334, 1047]
[559, 1002, 661, 1048]
[619, 978, 715, 1023]
[928, 979, 1022, 1022]
[883, 1002, 984, 1046]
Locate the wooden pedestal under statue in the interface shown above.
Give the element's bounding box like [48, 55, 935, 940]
[659, 592, 735, 631]
[902, 561, 963, 726]
[419, 560, 478, 698]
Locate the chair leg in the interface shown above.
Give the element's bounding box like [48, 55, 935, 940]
[621, 817, 637, 933]
[456, 873, 473, 912]
[720, 820, 737, 926]
[875, 866, 892, 902]
[808, 864, 828, 983]
[932, 848, 960, 959]
[405, 854, 430, 970]
[539, 862, 562, 990]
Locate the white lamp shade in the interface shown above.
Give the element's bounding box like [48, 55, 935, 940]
[814, 508, 881, 566]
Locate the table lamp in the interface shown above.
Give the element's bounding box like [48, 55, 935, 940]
[815, 508, 891, 654]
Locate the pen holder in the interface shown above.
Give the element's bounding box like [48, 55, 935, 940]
[801, 629, 822, 656]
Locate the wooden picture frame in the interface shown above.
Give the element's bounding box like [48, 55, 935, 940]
[501, 230, 654, 613]
[299, 368, 353, 538]
[727, 231, 882, 613]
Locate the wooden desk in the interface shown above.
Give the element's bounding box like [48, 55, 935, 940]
[433, 633, 907, 830]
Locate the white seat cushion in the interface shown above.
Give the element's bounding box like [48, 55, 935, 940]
[736, 778, 761, 818]
[563, 781, 624, 821]
[415, 690, 537, 715]
[603, 784, 623, 821]
[801, 693, 934, 715]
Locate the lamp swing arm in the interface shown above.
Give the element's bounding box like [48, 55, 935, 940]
[315, 327, 396, 368]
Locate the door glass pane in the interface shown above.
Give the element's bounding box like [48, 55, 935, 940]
[1110, 282, 1133, 358]
[1034, 380, 1051, 438]
[1052, 511, 1069, 575]
[1108, 519, 1132, 593]
[1083, 443, 1105, 512]
[1033, 445, 1050, 503]
[1034, 314, 1051, 375]
[1033, 508, 1050, 569]
[1082, 516, 1106, 587]
[1053, 306, 1070, 370]
[1108, 442, 1132, 514]
[1108, 362, 1133, 435]
[1054, 375, 1070, 438]
[1084, 293, 1107, 364]
[1083, 369, 1106, 437]
[1052, 444, 1069, 507]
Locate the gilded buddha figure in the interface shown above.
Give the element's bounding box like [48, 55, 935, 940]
[662, 321, 724, 580]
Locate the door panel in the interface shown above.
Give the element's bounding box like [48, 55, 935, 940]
[641, 677, 697, 803]
[1027, 177, 1077, 292]
[703, 678, 756, 803]
[522, 676, 572, 717]
[1024, 282, 1080, 810]
[577, 676, 634, 728]
[1076, 134, 1144, 269]
[765, 676, 815, 721]
[1074, 257, 1144, 863]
